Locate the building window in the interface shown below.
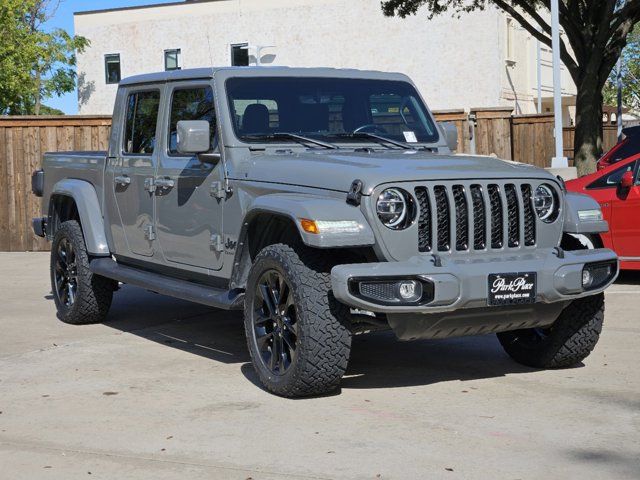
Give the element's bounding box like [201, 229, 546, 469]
[231, 43, 249, 66]
[105, 54, 121, 84]
[165, 49, 181, 71]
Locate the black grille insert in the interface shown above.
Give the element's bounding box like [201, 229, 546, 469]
[413, 182, 536, 253]
[505, 184, 520, 247]
[452, 185, 469, 250]
[521, 184, 536, 246]
[488, 184, 503, 249]
[470, 185, 486, 250]
[434, 186, 450, 251]
[415, 187, 432, 252]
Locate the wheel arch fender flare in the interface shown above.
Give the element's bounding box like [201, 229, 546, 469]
[49, 179, 110, 256]
[243, 193, 375, 249]
[228, 193, 375, 290]
[563, 191, 609, 234]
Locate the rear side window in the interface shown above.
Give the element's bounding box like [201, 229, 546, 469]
[123, 90, 161, 155]
[168, 86, 216, 154]
[610, 137, 640, 164]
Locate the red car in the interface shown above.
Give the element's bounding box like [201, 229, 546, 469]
[567, 154, 640, 270]
[597, 125, 640, 170]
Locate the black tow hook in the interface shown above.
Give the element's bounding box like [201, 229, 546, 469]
[346, 179, 363, 206]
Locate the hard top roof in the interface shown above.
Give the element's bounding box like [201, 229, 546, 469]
[118, 66, 410, 86]
[622, 125, 640, 138]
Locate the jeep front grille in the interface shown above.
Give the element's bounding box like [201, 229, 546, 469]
[415, 182, 537, 253]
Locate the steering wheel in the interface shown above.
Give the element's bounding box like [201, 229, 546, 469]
[353, 124, 387, 134]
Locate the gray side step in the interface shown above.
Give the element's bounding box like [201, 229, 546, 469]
[90, 257, 244, 310]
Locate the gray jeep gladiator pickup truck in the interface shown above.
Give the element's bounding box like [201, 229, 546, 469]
[32, 67, 618, 397]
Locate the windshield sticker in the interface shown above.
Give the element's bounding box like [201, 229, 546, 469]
[403, 131, 418, 143]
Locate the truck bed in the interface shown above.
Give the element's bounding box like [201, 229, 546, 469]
[42, 151, 108, 217]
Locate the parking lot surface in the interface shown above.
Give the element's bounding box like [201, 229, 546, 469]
[0, 252, 639, 479]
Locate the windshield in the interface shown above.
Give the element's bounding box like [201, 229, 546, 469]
[226, 77, 439, 145]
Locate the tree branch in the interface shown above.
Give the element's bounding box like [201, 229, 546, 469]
[492, 0, 580, 81]
[609, 0, 640, 35]
[535, 0, 587, 64]
[512, 0, 551, 35]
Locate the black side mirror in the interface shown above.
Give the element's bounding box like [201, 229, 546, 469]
[197, 152, 221, 165]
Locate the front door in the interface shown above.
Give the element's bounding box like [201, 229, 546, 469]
[155, 83, 224, 271]
[610, 159, 640, 259]
[112, 88, 163, 257]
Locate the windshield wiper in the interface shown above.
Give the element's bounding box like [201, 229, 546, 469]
[336, 132, 415, 150]
[245, 132, 339, 150]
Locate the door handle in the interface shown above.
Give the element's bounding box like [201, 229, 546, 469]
[155, 177, 175, 190]
[114, 175, 131, 186]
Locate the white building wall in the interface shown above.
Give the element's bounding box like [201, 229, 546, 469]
[75, 0, 525, 115]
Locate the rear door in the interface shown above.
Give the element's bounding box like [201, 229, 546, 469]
[155, 82, 225, 270]
[112, 87, 163, 257]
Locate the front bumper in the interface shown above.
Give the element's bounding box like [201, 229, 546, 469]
[331, 248, 618, 314]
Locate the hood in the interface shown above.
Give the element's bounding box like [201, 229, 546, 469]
[238, 149, 556, 194]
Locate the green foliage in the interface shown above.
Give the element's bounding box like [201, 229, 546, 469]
[39, 104, 65, 115]
[603, 25, 640, 112]
[0, 0, 89, 115]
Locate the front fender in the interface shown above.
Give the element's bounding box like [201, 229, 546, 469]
[563, 191, 609, 234]
[246, 193, 375, 248]
[50, 179, 110, 256]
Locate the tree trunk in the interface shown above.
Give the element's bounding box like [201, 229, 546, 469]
[573, 76, 604, 177]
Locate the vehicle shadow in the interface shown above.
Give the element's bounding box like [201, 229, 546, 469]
[341, 332, 537, 390]
[101, 285, 539, 392]
[614, 270, 640, 286]
[104, 285, 249, 365]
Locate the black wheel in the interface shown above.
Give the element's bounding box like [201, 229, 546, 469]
[50, 220, 115, 325]
[497, 293, 604, 368]
[244, 244, 351, 397]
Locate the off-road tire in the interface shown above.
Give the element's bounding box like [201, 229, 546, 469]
[497, 293, 604, 368]
[50, 220, 115, 325]
[244, 244, 351, 397]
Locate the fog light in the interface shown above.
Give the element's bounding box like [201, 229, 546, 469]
[399, 280, 420, 301]
[582, 261, 617, 291]
[358, 279, 424, 304]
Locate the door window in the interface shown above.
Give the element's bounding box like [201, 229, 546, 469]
[123, 90, 161, 155]
[168, 86, 217, 155]
[587, 161, 637, 189]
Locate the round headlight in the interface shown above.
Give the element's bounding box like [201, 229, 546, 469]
[377, 188, 409, 229]
[534, 184, 557, 222]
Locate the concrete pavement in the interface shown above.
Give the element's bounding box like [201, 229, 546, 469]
[1, 252, 639, 479]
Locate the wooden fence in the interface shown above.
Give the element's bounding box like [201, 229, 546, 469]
[432, 109, 621, 168]
[0, 111, 623, 251]
[0, 116, 112, 252]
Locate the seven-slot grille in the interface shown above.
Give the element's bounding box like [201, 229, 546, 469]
[414, 182, 537, 253]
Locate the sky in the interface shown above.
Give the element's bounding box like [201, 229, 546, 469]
[45, 0, 178, 114]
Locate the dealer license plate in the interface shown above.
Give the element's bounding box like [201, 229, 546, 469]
[487, 272, 537, 306]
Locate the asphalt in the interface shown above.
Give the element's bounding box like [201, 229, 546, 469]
[0, 252, 639, 480]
